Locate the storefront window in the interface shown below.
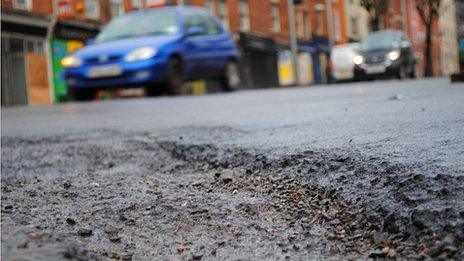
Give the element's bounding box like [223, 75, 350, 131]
[3, 36, 45, 55]
[27, 41, 35, 53]
[35, 41, 44, 54]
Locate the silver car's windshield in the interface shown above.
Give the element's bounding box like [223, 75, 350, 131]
[95, 9, 179, 43]
[360, 31, 401, 50]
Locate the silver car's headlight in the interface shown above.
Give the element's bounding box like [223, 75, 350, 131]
[388, 50, 400, 61]
[352, 55, 364, 65]
[61, 55, 82, 68]
[124, 47, 157, 62]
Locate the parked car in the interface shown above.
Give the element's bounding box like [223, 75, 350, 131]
[353, 30, 416, 80]
[329, 43, 359, 82]
[62, 6, 241, 100]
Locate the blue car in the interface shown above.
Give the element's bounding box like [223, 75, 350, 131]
[62, 6, 241, 100]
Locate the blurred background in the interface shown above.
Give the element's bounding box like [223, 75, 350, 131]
[1, 0, 463, 106]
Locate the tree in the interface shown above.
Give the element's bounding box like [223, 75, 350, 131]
[360, 0, 391, 31]
[416, 0, 442, 77]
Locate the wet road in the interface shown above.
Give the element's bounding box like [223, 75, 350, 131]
[3, 78, 464, 172]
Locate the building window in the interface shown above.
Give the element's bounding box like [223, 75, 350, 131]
[13, 0, 32, 11]
[296, 11, 309, 39]
[315, 11, 323, 36]
[85, 0, 100, 20]
[297, 11, 303, 38]
[204, 0, 214, 14]
[333, 11, 341, 41]
[350, 16, 358, 36]
[111, 0, 125, 18]
[217, 0, 229, 30]
[238, 0, 250, 31]
[270, 2, 280, 33]
[302, 11, 310, 39]
[131, 0, 143, 9]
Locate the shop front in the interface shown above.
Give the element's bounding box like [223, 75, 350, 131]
[238, 33, 279, 89]
[299, 37, 330, 84]
[51, 20, 100, 102]
[1, 11, 52, 106]
[273, 37, 330, 86]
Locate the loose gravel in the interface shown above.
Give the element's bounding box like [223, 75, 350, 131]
[2, 133, 463, 260]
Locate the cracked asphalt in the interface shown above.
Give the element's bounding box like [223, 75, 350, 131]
[2, 78, 464, 260]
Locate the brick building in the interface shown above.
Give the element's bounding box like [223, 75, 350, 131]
[343, 0, 369, 42]
[183, 0, 349, 86]
[1, 0, 149, 105]
[1, 0, 54, 106]
[439, 0, 460, 76]
[1, 0, 345, 105]
[376, 0, 449, 77]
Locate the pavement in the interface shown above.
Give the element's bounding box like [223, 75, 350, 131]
[3, 78, 464, 172]
[2, 78, 464, 260]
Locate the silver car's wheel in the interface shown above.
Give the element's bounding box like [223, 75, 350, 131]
[398, 65, 407, 79]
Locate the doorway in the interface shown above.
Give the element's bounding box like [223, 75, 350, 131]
[1, 34, 46, 106]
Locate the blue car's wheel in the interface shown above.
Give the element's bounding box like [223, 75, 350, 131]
[166, 57, 183, 95]
[71, 88, 97, 101]
[220, 60, 241, 92]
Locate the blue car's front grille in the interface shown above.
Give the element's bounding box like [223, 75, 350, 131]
[85, 55, 122, 65]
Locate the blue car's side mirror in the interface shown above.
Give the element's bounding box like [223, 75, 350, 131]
[186, 26, 204, 37]
[85, 39, 95, 45]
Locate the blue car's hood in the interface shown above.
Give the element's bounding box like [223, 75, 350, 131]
[73, 35, 180, 58]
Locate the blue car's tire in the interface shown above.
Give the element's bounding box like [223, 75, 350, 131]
[145, 84, 162, 97]
[71, 88, 97, 101]
[220, 60, 241, 92]
[166, 57, 183, 95]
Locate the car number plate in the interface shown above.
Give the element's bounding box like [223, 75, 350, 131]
[365, 65, 386, 74]
[88, 65, 122, 78]
[338, 69, 352, 78]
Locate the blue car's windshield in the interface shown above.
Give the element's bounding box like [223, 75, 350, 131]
[360, 31, 401, 51]
[95, 9, 179, 43]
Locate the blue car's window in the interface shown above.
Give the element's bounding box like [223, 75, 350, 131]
[95, 9, 179, 43]
[205, 17, 222, 35]
[183, 11, 222, 36]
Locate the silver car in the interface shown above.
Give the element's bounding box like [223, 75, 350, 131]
[330, 43, 359, 82]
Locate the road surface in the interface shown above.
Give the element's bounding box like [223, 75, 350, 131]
[2, 78, 463, 260]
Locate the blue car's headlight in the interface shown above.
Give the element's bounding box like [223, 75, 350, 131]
[61, 55, 82, 68]
[124, 47, 157, 62]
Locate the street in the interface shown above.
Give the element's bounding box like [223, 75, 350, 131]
[2, 78, 464, 259]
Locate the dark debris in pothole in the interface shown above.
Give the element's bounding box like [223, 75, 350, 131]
[1, 133, 463, 260]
